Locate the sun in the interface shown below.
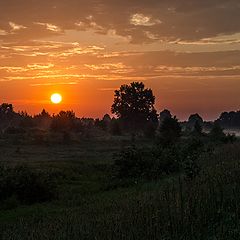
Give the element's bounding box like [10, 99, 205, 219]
[51, 93, 62, 104]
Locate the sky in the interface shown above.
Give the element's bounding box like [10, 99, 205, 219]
[0, 0, 240, 120]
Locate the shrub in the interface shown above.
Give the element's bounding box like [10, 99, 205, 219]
[152, 145, 181, 175]
[114, 144, 181, 181]
[209, 122, 226, 142]
[180, 138, 205, 180]
[0, 165, 57, 206]
[114, 146, 154, 179]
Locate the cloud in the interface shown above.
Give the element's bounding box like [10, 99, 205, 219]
[0, 66, 28, 73]
[172, 34, 240, 45]
[1, 41, 240, 83]
[34, 22, 61, 32]
[98, 88, 117, 91]
[9, 22, 27, 31]
[130, 13, 161, 26]
[30, 81, 79, 86]
[5, 74, 84, 81]
[0, 40, 105, 58]
[0, 30, 8, 36]
[27, 63, 54, 70]
[84, 63, 126, 70]
[0, 0, 239, 44]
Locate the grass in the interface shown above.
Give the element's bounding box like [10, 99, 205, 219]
[0, 135, 240, 239]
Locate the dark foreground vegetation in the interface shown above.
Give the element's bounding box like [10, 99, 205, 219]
[0, 82, 240, 239]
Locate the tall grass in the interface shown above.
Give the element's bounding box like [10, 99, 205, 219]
[0, 143, 240, 239]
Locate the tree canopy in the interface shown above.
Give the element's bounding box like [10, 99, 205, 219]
[111, 82, 157, 131]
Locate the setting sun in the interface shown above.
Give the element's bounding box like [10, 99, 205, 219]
[51, 93, 62, 104]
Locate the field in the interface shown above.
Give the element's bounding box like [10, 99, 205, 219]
[1, 135, 240, 239]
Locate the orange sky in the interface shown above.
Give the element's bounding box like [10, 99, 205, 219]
[0, 1, 240, 120]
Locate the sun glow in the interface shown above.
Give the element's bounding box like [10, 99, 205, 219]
[51, 93, 62, 104]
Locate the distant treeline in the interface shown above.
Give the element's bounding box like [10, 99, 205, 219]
[0, 103, 123, 137]
[182, 111, 240, 130]
[0, 103, 239, 135]
[215, 111, 240, 129]
[0, 82, 239, 137]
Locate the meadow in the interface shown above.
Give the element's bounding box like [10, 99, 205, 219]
[0, 132, 240, 240]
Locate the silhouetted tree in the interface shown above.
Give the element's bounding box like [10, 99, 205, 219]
[95, 114, 112, 131]
[158, 116, 182, 146]
[111, 82, 157, 133]
[34, 109, 52, 129]
[19, 111, 35, 128]
[94, 118, 102, 128]
[0, 103, 22, 132]
[51, 111, 77, 132]
[0, 103, 15, 121]
[192, 120, 203, 136]
[103, 114, 111, 124]
[159, 109, 172, 123]
[188, 113, 203, 130]
[217, 111, 240, 128]
[0, 103, 13, 113]
[209, 122, 226, 142]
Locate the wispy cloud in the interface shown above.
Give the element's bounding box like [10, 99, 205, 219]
[9, 22, 27, 31]
[27, 63, 54, 70]
[34, 22, 61, 32]
[98, 88, 117, 91]
[85, 63, 126, 70]
[6, 74, 84, 81]
[0, 29, 8, 36]
[30, 81, 79, 86]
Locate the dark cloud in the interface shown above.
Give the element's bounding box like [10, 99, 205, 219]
[0, 0, 239, 43]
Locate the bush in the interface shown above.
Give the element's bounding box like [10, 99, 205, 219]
[209, 123, 226, 142]
[113, 137, 213, 183]
[114, 145, 181, 181]
[152, 145, 181, 175]
[0, 165, 57, 206]
[114, 146, 154, 179]
[180, 138, 206, 180]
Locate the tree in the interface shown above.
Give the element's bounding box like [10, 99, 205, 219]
[0, 103, 20, 131]
[188, 113, 203, 130]
[51, 111, 77, 132]
[34, 109, 52, 129]
[159, 109, 172, 123]
[209, 122, 226, 142]
[217, 111, 240, 128]
[19, 111, 35, 128]
[95, 114, 112, 131]
[0, 103, 15, 121]
[192, 120, 203, 135]
[111, 82, 157, 132]
[0, 103, 13, 114]
[158, 116, 182, 145]
[103, 114, 111, 124]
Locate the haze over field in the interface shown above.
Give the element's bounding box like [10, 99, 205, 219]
[0, 1, 240, 119]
